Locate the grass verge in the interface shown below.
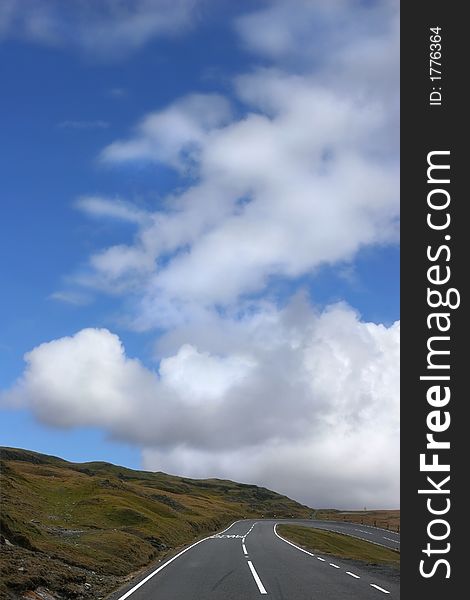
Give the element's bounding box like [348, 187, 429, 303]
[276, 525, 400, 568]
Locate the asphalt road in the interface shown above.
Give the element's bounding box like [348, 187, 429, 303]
[283, 519, 400, 551]
[112, 519, 400, 600]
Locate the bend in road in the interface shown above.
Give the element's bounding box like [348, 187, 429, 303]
[110, 519, 400, 600]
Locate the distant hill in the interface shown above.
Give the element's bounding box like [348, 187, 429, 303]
[0, 447, 312, 599]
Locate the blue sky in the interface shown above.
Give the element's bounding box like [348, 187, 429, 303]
[0, 1, 399, 508]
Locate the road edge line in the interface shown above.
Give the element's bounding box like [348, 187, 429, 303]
[115, 519, 243, 600]
[273, 523, 316, 557]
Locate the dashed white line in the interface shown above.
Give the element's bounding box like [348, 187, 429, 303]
[321, 521, 398, 536]
[247, 561, 268, 594]
[312, 526, 397, 550]
[273, 523, 395, 595]
[352, 528, 372, 535]
[370, 583, 391, 594]
[242, 542, 248, 555]
[244, 523, 257, 536]
[383, 536, 400, 543]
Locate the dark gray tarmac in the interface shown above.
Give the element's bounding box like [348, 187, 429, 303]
[112, 519, 400, 600]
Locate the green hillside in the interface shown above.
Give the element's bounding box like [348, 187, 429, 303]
[0, 447, 312, 599]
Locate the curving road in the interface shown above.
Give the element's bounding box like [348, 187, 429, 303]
[111, 519, 400, 600]
[282, 518, 400, 551]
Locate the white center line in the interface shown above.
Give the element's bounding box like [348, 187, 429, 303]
[242, 542, 248, 555]
[329, 563, 340, 569]
[383, 536, 400, 543]
[316, 526, 394, 549]
[346, 571, 360, 579]
[247, 561, 268, 594]
[370, 583, 391, 594]
[317, 557, 325, 562]
[354, 529, 372, 534]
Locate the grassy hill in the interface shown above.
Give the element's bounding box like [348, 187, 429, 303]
[0, 447, 312, 599]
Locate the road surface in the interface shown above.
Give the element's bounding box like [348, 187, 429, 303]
[282, 518, 400, 551]
[111, 519, 400, 600]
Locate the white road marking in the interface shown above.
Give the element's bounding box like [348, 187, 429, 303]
[219, 520, 243, 534]
[247, 561, 268, 594]
[115, 520, 243, 600]
[242, 542, 248, 555]
[353, 528, 372, 535]
[242, 523, 257, 538]
[370, 584, 391, 594]
[346, 571, 360, 579]
[116, 537, 210, 599]
[314, 526, 397, 550]
[383, 536, 400, 543]
[273, 524, 315, 557]
[323, 521, 399, 536]
[359, 524, 400, 535]
[273, 521, 395, 594]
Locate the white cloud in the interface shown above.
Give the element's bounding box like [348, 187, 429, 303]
[2, 301, 399, 507]
[93, 84, 398, 325]
[76, 196, 148, 225]
[2, 328, 157, 426]
[159, 344, 254, 404]
[48, 290, 92, 306]
[235, 0, 399, 158]
[2, 1, 400, 509]
[235, 0, 398, 67]
[101, 94, 233, 170]
[79, 1, 399, 330]
[0, 0, 198, 58]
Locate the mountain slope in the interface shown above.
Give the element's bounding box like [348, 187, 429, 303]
[0, 447, 312, 599]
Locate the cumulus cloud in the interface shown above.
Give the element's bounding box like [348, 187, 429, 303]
[2, 328, 157, 426]
[2, 1, 400, 508]
[2, 300, 399, 507]
[0, 0, 198, 58]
